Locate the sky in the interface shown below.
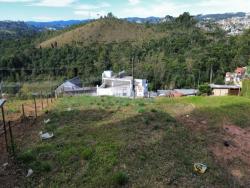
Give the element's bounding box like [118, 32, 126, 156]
[0, 0, 250, 21]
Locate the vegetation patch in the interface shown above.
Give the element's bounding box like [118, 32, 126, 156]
[14, 96, 250, 187]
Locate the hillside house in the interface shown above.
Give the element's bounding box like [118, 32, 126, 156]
[225, 67, 247, 86]
[55, 77, 96, 97]
[97, 71, 148, 98]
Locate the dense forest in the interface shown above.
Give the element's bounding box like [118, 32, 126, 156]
[0, 13, 250, 91]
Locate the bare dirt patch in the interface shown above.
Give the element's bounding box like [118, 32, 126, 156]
[211, 125, 250, 166]
[179, 112, 250, 186]
[210, 124, 250, 185]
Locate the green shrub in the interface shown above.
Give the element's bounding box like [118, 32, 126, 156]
[142, 117, 150, 125]
[137, 108, 145, 113]
[241, 79, 250, 97]
[113, 171, 129, 185]
[81, 148, 93, 160]
[198, 84, 212, 96]
[150, 108, 157, 113]
[17, 150, 36, 163]
[30, 161, 52, 172]
[138, 102, 145, 107]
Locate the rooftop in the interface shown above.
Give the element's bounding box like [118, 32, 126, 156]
[209, 84, 241, 89]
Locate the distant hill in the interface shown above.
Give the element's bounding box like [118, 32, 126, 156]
[0, 21, 37, 39]
[125, 17, 162, 24]
[195, 12, 246, 21]
[26, 20, 91, 30]
[0, 12, 248, 40]
[39, 19, 167, 48]
[26, 17, 162, 31]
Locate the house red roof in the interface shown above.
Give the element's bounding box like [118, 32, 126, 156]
[235, 67, 245, 75]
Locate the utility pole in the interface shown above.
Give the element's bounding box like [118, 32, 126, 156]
[132, 55, 135, 99]
[210, 64, 213, 84]
[198, 70, 201, 87]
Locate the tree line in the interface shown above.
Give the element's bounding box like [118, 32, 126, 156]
[0, 13, 250, 91]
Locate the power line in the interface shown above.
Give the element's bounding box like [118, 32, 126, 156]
[0, 66, 83, 71]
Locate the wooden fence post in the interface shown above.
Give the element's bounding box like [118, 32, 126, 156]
[8, 121, 15, 157]
[41, 92, 43, 110]
[1, 106, 8, 152]
[41, 99, 44, 110]
[22, 104, 25, 119]
[34, 97, 37, 118]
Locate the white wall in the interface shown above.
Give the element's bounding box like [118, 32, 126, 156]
[213, 89, 229, 96]
[97, 88, 113, 96]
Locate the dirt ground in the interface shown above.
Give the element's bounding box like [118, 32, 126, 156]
[211, 124, 250, 185]
[178, 114, 250, 186]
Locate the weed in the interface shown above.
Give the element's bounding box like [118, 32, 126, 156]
[81, 148, 94, 160]
[30, 161, 52, 173]
[137, 108, 145, 113]
[17, 149, 36, 163]
[113, 171, 129, 186]
[142, 117, 150, 125]
[150, 108, 157, 113]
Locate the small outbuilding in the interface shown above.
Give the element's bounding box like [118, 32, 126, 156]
[157, 89, 198, 97]
[55, 77, 96, 97]
[209, 84, 241, 96]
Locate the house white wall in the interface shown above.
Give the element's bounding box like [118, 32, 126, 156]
[97, 85, 132, 97]
[213, 88, 229, 96]
[97, 87, 113, 96]
[135, 79, 148, 97]
[97, 71, 148, 98]
[97, 79, 147, 98]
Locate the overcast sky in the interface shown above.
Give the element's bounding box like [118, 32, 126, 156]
[0, 0, 250, 21]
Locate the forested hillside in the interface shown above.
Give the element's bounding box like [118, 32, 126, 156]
[0, 13, 250, 90]
[0, 21, 37, 40]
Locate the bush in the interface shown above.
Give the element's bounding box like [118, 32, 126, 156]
[81, 148, 93, 160]
[17, 150, 36, 163]
[198, 84, 212, 96]
[137, 108, 145, 113]
[150, 108, 157, 113]
[31, 161, 52, 172]
[113, 171, 129, 185]
[241, 79, 250, 96]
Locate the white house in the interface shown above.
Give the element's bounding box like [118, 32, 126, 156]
[97, 71, 148, 98]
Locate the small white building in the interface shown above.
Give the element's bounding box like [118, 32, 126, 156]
[209, 84, 241, 96]
[97, 71, 148, 98]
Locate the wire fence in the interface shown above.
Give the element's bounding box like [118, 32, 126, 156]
[0, 93, 56, 158]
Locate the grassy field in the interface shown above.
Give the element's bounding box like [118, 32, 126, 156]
[15, 96, 250, 187]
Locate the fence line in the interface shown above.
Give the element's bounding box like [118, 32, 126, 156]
[0, 92, 56, 157]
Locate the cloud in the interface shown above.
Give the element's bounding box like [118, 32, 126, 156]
[76, 2, 110, 10]
[119, 0, 250, 18]
[30, 0, 76, 7]
[128, 0, 140, 5]
[74, 10, 106, 18]
[0, 0, 34, 2]
[74, 2, 110, 19]
[120, 1, 182, 17]
[31, 16, 60, 21]
[195, 0, 250, 14]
